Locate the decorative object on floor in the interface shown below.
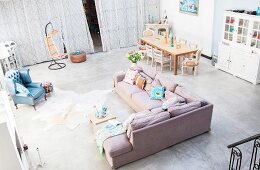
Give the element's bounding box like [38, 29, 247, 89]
[127, 51, 142, 67]
[179, 0, 199, 15]
[44, 22, 68, 70]
[41, 82, 53, 96]
[70, 51, 87, 63]
[5, 68, 46, 110]
[31, 89, 112, 130]
[182, 49, 202, 76]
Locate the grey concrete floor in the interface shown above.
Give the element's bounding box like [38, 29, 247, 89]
[14, 47, 260, 170]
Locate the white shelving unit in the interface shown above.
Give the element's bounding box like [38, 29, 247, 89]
[0, 91, 29, 170]
[216, 11, 260, 85]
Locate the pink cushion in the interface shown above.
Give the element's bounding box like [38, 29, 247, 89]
[123, 69, 138, 85]
[168, 101, 201, 117]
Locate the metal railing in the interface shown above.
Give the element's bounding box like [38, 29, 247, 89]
[228, 133, 260, 170]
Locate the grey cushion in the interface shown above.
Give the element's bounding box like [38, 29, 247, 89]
[117, 81, 143, 97]
[132, 92, 163, 110]
[127, 111, 170, 138]
[175, 86, 207, 106]
[103, 134, 132, 158]
[165, 91, 186, 103]
[137, 62, 157, 78]
[155, 74, 178, 92]
[168, 101, 201, 117]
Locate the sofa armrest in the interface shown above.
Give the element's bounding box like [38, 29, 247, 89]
[113, 71, 125, 87]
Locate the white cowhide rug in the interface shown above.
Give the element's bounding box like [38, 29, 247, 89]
[32, 88, 112, 130]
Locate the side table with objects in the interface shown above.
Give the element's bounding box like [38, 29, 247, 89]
[41, 82, 53, 96]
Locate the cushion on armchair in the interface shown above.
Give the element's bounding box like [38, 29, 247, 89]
[15, 83, 30, 97]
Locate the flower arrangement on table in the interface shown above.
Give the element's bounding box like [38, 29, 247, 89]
[127, 51, 143, 64]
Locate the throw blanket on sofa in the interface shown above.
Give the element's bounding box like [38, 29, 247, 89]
[96, 124, 126, 154]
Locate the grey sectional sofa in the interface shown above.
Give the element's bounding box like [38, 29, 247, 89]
[104, 63, 213, 169]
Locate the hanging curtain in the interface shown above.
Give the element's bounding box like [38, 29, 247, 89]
[0, 0, 94, 66]
[95, 0, 160, 52]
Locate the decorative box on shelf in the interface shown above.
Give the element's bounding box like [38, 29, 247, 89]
[216, 11, 260, 85]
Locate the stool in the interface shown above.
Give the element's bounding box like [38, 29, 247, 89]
[70, 52, 87, 63]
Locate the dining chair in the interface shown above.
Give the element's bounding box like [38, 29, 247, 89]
[178, 38, 187, 45]
[153, 48, 172, 73]
[145, 44, 153, 65]
[143, 29, 154, 37]
[188, 42, 198, 49]
[182, 49, 202, 76]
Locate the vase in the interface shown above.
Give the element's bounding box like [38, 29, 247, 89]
[131, 63, 137, 68]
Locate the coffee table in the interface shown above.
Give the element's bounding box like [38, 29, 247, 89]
[89, 113, 117, 126]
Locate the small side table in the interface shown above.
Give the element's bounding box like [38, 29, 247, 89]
[42, 82, 53, 96]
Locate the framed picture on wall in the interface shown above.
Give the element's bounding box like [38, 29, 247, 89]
[179, 0, 199, 15]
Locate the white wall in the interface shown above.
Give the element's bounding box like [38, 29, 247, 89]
[160, 0, 215, 56]
[212, 0, 260, 55]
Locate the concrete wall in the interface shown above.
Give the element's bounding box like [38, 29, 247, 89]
[160, 0, 215, 56]
[212, 0, 260, 55]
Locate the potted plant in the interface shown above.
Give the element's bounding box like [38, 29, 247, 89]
[127, 51, 142, 67]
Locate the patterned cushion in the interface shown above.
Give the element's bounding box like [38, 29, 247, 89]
[135, 75, 146, 89]
[123, 69, 138, 85]
[150, 86, 165, 100]
[15, 83, 29, 96]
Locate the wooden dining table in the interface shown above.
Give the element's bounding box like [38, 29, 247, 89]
[140, 36, 198, 75]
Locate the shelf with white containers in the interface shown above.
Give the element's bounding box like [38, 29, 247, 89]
[216, 11, 260, 85]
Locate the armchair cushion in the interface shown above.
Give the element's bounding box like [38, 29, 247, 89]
[16, 83, 30, 97]
[19, 68, 32, 84]
[27, 87, 45, 99]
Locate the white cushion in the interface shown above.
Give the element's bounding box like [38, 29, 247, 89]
[123, 69, 138, 85]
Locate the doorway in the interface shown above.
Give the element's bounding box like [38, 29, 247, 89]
[83, 0, 103, 52]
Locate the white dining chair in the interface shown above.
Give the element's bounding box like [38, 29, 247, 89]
[145, 44, 153, 65]
[143, 29, 154, 37]
[182, 49, 202, 76]
[153, 48, 172, 72]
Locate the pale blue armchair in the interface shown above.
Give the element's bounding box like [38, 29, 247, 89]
[5, 68, 46, 110]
